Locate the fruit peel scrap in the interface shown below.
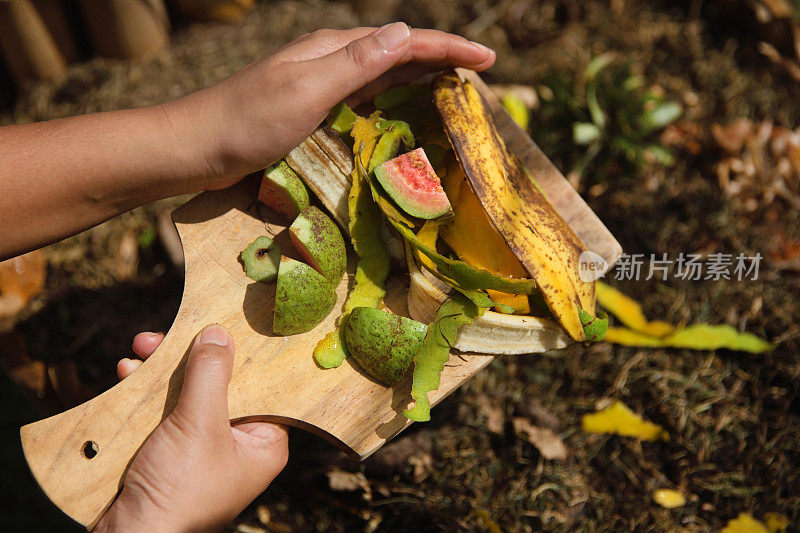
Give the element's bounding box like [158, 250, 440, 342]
[433, 71, 595, 341]
[404, 292, 483, 422]
[579, 309, 608, 342]
[259, 161, 310, 219]
[240, 236, 280, 283]
[345, 307, 427, 386]
[582, 400, 669, 441]
[374, 148, 453, 220]
[313, 113, 395, 368]
[273, 258, 337, 336]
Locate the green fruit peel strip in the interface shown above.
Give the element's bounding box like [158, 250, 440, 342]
[579, 309, 608, 343]
[409, 224, 512, 312]
[404, 292, 484, 422]
[313, 115, 399, 368]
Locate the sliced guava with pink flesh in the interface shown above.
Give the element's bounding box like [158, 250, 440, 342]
[373, 148, 453, 220]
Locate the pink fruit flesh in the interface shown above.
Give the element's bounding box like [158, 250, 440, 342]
[389, 149, 441, 192]
[375, 148, 452, 219]
[289, 232, 322, 274]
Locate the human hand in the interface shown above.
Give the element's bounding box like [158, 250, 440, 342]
[96, 325, 289, 532]
[166, 23, 496, 190]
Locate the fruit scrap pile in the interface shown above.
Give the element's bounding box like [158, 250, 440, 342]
[241, 71, 608, 422]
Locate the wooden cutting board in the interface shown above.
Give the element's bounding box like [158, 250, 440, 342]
[19, 71, 622, 529]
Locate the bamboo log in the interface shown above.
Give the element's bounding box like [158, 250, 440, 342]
[78, 0, 169, 59]
[33, 0, 79, 62]
[173, 0, 254, 23]
[0, 0, 67, 84]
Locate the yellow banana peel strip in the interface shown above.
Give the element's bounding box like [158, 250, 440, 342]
[433, 72, 594, 341]
[596, 281, 674, 337]
[582, 400, 669, 441]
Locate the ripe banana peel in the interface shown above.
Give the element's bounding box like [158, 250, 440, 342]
[406, 244, 572, 354]
[433, 72, 595, 341]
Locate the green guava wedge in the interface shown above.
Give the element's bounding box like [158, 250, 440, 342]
[273, 258, 337, 336]
[374, 148, 453, 220]
[258, 161, 310, 219]
[344, 307, 428, 386]
[289, 206, 346, 286]
[240, 236, 281, 282]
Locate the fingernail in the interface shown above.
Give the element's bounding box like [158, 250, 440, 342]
[374, 22, 410, 52]
[198, 324, 230, 347]
[470, 40, 494, 57]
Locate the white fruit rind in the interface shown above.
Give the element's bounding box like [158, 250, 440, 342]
[406, 251, 573, 355]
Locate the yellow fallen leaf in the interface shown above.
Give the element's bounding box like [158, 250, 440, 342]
[665, 324, 776, 352]
[721, 513, 769, 533]
[598, 282, 775, 353]
[605, 327, 666, 347]
[606, 324, 775, 353]
[652, 488, 686, 509]
[471, 509, 502, 533]
[764, 512, 789, 533]
[500, 93, 529, 130]
[582, 401, 668, 441]
[596, 281, 674, 337]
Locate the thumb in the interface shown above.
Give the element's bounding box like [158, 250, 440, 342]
[172, 324, 234, 432]
[308, 22, 411, 102]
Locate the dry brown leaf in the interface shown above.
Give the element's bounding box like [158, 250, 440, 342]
[660, 121, 704, 155]
[255, 505, 292, 533]
[0, 331, 46, 397]
[111, 231, 139, 281]
[516, 399, 562, 431]
[712, 118, 753, 154]
[364, 511, 384, 533]
[408, 453, 433, 483]
[234, 525, 267, 533]
[512, 417, 568, 460]
[327, 468, 372, 500]
[0, 250, 46, 330]
[476, 394, 505, 434]
[48, 361, 94, 406]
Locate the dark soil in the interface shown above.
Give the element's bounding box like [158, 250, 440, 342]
[1, 1, 799, 531]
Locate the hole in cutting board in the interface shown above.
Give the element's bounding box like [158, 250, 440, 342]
[81, 441, 98, 459]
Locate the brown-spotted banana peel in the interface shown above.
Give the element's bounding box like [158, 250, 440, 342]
[433, 71, 595, 341]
